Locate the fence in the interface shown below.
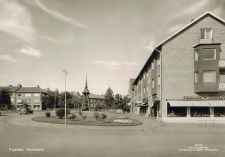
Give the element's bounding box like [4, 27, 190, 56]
[198, 120, 225, 127]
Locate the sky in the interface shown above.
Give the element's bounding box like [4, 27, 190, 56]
[0, 0, 225, 96]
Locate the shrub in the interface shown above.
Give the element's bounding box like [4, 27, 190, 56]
[67, 113, 76, 120]
[93, 112, 100, 120]
[55, 108, 70, 119]
[100, 113, 107, 120]
[45, 112, 51, 117]
[81, 113, 87, 120]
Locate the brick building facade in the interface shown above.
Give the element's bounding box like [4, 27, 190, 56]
[130, 12, 225, 123]
[0, 84, 47, 110]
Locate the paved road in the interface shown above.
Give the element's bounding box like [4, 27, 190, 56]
[0, 111, 224, 157]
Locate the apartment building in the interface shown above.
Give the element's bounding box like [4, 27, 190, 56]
[1, 84, 47, 110]
[130, 11, 225, 123]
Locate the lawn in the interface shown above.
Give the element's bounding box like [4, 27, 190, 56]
[32, 111, 143, 126]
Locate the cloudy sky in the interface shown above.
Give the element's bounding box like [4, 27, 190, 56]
[0, 0, 225, 95]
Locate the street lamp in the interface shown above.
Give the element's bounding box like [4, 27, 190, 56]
[62, 69, 67, 124]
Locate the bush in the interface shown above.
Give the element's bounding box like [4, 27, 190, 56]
[93, 112, 100, 120]
[67, 113, 76, 119]
[81, 113, 87, 120]
[45, 112, 51, 117]
[55, 108, 70, 119]
[100, 113, 107, 120]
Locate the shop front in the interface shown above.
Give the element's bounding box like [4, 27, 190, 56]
[165, 100, 225, 123]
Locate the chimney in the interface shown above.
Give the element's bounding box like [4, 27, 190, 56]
[18, 84, 22, 88]
[37, 85, 39, 88]
[9, 85, 12, 88]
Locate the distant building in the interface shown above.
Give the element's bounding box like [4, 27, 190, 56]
[130, 11, 225, 123]
[0, 84, 47, 110]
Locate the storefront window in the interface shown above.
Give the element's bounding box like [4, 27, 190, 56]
[214, 107, 225, 117]
[190, 107, 210, 117]
[167, 106, 187, 117]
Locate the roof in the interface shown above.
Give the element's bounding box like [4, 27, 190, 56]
[0, 85, 20, 92]
[89, 94, 104, 99]
[16, 87, 47, 93]
[133, 11, 225, 85]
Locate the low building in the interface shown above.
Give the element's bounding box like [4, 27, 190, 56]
[89, 94, 105, 110]
[0, 84, 47, 110]
[130, 11, 225, 123]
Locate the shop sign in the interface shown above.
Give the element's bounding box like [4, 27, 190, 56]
[183, 96, 225, 100]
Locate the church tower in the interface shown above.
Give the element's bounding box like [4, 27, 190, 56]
[82, 76, 90, 111]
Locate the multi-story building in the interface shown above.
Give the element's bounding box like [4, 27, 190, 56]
[130, 11, 225, 123]
[0, 84, 47, 110]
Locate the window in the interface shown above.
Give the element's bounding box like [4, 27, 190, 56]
[203, 70, 216, 82]
[190, 107, 210, 117]
[195, 72, 198, 83]
[18, 94, 21, 96]
[143, 87, 145, 94]
[158, 75, 160, 86]
[201, 28, 212, 39]
[35, 99, 39, 102]
[17, 99, 22, 102]
[151, 62, 154, 70]
[157, 58, 160, 66]
[152, 79, 154, 88]
[214, 107, 225, 117]
[167, 104, 187, 117]
[195, 50, 199, 61]
[147, 85, 149, 92]
[11, 98, 14, 101]
[25, 94, 31, 97]
[203, 49, 216, 60]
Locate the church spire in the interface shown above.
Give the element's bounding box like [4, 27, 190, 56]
[82, 75, 90, 94]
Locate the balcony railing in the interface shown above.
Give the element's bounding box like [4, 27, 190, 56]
[219, 60, 225, 69]
[200, 38, 213, 44]
[219, 83, 225, 91]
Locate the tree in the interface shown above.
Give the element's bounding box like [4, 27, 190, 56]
[42, 89, 59, 109]
[0, 88, 11, 110]
[104, 87, 114, 108]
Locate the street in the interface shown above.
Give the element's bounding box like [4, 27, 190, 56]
[0, 112, 224, 157]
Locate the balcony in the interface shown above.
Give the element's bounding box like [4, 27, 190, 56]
[219, 60, 225, 69]
[219, 83, 225, 91]
[200, 38, 213, 44]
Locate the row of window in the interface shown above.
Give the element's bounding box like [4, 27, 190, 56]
[17, 104, 41, 109]
[15, 99, 40, 103]
[195, 70, 216, 83]
[90, 99, 103, 102]
[167, 106, 225, 117]
[17, 93, 40, 97]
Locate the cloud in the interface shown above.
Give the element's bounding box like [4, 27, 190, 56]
[35, 0, 88, 28]
[0, 55, 17, 62]
[16, 46, 42, 58]
[94, 60, 121, 70]
[123, 61, 140, 66]
[0, 0, 35, 42]
[174, 0, 210, 18]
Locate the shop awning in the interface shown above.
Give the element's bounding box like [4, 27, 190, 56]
[167, 101, 225, 107]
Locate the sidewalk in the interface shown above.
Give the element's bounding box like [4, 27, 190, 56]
[7, 111, 225, 132]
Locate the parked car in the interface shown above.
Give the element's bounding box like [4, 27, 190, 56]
[19, 108, 33, 115]
[108, 109, 116, 113]
[115, 109, 124, 114]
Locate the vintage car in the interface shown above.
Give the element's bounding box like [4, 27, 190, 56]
[19, 108, 33, 115]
